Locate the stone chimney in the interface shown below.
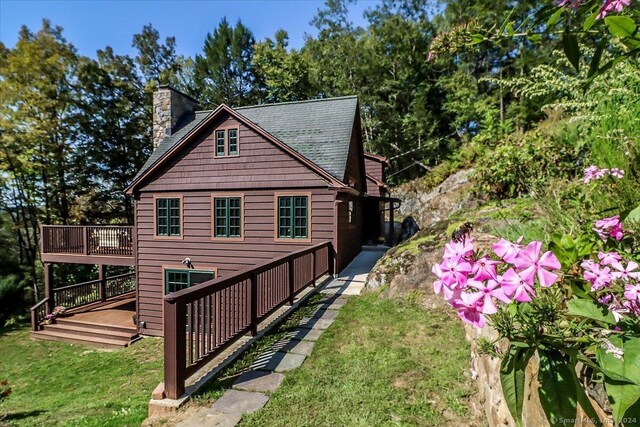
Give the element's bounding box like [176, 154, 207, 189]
[152, 85, 201, 150]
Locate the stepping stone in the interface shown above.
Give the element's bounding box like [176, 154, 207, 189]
[263, 351, 306, 372]
[280, 339, 315, 356]
[321, 298, 348, 310]
[298, 316, 335, 330]
[211, 389, 269, 416]
[286, 326, 324, 342]
[233, 370, 284, 393]
[176, 408, 241, 427]
[313, 309, 339, 320]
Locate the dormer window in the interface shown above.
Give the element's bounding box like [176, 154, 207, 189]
[214, 128, 239, 157]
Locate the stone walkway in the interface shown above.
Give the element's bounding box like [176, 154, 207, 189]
[175, 248, 384, 427]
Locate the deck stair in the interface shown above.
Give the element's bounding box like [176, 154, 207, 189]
[31, 318, 138, 349]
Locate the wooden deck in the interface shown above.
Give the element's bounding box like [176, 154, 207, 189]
[31, 295, 139, 349]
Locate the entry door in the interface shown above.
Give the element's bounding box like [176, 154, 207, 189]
[164, 269, 215, 294]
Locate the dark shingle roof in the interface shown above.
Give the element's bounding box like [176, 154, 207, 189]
[132, 96, 358, 184]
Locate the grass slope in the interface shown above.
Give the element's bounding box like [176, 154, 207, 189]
[0, 325, 163, 426]
[241, 292, 474, 427]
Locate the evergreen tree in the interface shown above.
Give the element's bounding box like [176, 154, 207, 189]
[194, 18, 261, 107]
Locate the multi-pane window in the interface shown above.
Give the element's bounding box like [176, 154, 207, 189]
[348, 199, 356, 224]
[165, 269, 215, 294]
[228, 129, 238, 155]
[215, 130, 225, 156]
[214, 197, 242, 238]
[156, 197, 181, 237]
[278, 195, 308, 239]
[214, 128, 239, 157]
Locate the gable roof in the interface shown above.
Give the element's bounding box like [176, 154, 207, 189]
[129, 96, 359, 193]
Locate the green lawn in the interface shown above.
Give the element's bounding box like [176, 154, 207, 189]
[0, 325, 163, 426]
[237, 292, 475, 426]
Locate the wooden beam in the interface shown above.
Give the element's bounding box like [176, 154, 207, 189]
[44, 263, 54, 313]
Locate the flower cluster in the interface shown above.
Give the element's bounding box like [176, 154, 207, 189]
[583, 165, 624, 184]
[598, 0, 632, 19]
[593, 215, 624, 242]
[432, 237, 561, 328]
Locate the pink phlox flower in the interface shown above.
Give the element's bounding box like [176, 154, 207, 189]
[598, 0, 632, 19]
[612, 261, 640, 282]
[598, 293, 613, 305]
[471, 256, 500, 281]
[554, 0, 585, 9]
[595, 168, 610, 179]
[438, 256, 472, 287]
[610, 223, 624, 241]
[583, 262, 613, 291]
[451, 292, 486, 328]
[610, 167, 625, 178]
[598, 251, 622, 266]
[624, 283, 640, 302]
[492, 237, 523, 263]
[583, 165, 600, 183]
[444, 239, 474, 260]
[500, 268, 536, 302]
[433, 263, 464, 301]
[623, 299, 640, 316]
[468, 279, 511, 314]
[594, 215, 622, 242]
[513, 241, 561, 287]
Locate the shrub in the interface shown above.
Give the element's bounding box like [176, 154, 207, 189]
[473, 125, 581, 199]
[0, 275, 29, 327]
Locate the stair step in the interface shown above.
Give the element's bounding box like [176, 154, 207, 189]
[31, 330, 131, 350]
[44, 323, 136, 340]
[55, 318, 137, 335]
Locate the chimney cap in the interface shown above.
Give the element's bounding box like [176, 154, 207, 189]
[157, 84, 201, 106]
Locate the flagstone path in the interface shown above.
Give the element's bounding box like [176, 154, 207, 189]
[175, 248, 385, 427]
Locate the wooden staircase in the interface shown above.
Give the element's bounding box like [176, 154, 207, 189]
[31, 317, 138, 350]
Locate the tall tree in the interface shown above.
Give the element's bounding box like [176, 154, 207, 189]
[253, 30, 319, 103]
[194, 18, 260, 107]
[0, 20, 78, 294]
[131, 23, 180, 85]
[74, 47, 150, 223]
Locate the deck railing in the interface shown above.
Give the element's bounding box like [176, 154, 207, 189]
[30, 272, 136, 330]
[163, 241, 333, 399]
[41, 225, 134, 257]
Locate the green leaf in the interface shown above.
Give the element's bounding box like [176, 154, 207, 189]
[563, 32, 580, 72]
[500, 347, 534, 427]
[537, 350, 580, 424]
[603, 380, 640, 424]
[583, 12, 597, 31]
[625, 204, 640, 222]
[470, 33, 485, 45]
[567, 298, 615, 324]
[596, 337, 640, 385]
[588, 40, 605, 78]
[547, 8, 564, 27]
[527, 33, 542, 44]
[605, 16, 637, 39]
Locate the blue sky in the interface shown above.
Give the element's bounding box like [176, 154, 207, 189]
[0, 0, 380, 58]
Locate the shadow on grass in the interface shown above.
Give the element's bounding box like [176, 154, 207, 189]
[1, 409, 47, 421]
[0, 321, 29, 337]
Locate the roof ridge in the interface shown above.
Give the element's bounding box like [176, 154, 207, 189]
[234, 95, 358, 111]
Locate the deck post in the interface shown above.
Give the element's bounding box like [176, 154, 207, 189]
[288, 255, 295, 305]
[98, 264, 107, 302]
[388, 201, 395, 246]
[82, 226, 89, 255]
[311, 249, 316, 287]
[164, 300, 186, 400]
[44, 262, 54, 313]
[329, 244, 335, 277]
[250, 271, 258, 336]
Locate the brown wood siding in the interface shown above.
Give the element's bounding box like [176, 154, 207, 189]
[335, 194, 363, 271]
[365, 157, 384, 183]
[136, 189, 335, 335]
[142, 115, 330, 192]
[344, 122, 366, 193]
